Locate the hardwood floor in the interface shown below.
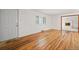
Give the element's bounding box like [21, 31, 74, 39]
[0, 29, 79, 50]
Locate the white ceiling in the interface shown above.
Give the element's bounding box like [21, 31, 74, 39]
[32, 9, 79, 15]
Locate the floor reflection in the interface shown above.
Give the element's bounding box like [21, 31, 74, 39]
[37, 38, 47, 47]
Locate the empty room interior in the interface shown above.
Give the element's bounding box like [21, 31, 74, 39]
[0, 9, 79, 50]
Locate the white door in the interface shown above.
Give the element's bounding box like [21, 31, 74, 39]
[0, 9, 18, 41]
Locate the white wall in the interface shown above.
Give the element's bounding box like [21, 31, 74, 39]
[51, 15, 61, 30]
[19, 9, 52, 37]
[0, 9, 17, 41]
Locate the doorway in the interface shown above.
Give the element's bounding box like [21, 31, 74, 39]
[61, 15, 79, 32]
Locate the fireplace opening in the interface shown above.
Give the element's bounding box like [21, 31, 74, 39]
[65, 23, 70, 26]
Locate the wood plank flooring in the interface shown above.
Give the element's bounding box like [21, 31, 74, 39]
[0, 29, 79, 50]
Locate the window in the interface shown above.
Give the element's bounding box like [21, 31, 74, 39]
[36, 16, 46, 25]
[43, 17, 46, 24]
[36, 16, 39, 24]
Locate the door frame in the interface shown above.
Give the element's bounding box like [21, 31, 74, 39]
[61, 15, 79, 32]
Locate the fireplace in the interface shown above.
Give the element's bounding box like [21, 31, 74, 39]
[65, 23, 70, 26]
